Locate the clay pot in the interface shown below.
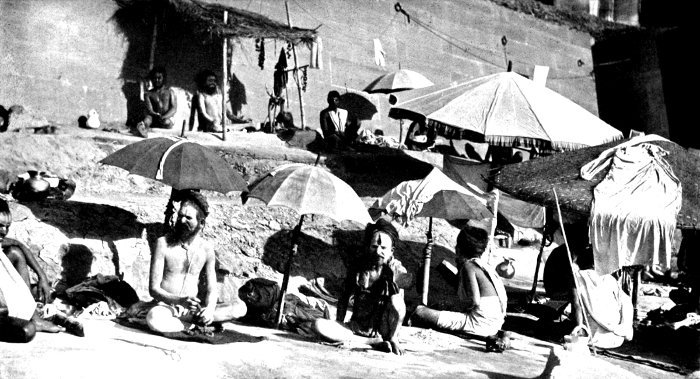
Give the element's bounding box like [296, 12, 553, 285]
[496, 257, 516, 279]
[24, 171, 50, 193]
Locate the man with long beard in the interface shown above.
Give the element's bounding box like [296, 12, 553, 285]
[146, 191, 246, 333]
[194, 70, 226, 133]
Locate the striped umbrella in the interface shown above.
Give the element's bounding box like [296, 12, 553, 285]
[242, 163, 371, 328]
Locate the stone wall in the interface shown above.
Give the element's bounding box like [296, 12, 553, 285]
[0, 0, 599, 137]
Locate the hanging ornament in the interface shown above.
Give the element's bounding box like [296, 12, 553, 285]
[301, 67, 308, 92]
[257, 38, 265, 70]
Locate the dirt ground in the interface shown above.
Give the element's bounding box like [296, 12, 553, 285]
[0, 125, 696, 378]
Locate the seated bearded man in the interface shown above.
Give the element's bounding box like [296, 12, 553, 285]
[146, 191, 246, 333]
[312, 218, 412, 355]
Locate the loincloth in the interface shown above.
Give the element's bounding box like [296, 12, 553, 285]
[435, 296, 505, 337]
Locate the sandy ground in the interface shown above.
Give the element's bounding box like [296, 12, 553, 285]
[0, 126, 695, 378]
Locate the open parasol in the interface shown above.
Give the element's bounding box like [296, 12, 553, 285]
[389, 71, 624, 151]
[363, 69, 434, 94]
[242, 162, 371, 328]
[100, 136, 248, 225]
[370, 167, 493, 305]
[363, 68, 434, 144]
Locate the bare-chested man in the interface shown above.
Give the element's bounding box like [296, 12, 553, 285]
[1, 198, 63, 342]
[409, 225, 508, 342]
[194, 70, 225, 133]
[135, 66, 178, 138]
[146, 191, 246, 333]
[312, 218, 412, 355]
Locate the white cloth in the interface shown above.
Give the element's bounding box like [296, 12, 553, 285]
[329, 108, 347, 134]
[580, 135, 682, 275]
[373, 39, 386, 67]
[0, 251, 36, 321]
[310, 37, 323, 70]
[574, 269, 634, 348]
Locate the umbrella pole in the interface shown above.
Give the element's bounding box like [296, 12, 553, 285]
[421, 217, 433, 306]
[275, 214, 306, 329]
[528, 218, 548, 303]
[163, 188, 177, 229]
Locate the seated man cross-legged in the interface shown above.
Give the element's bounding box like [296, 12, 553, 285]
[409, 225, 509, 349]
[146, 191, 246, 333]
[312, 218, 413, 355]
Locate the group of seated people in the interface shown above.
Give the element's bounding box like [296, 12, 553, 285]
[132, 67, 251, 138]
[0, 191, 512, 355]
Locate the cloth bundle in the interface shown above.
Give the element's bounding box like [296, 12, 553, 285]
[581, 135, 682, 275]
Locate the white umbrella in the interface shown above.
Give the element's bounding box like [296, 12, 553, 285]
[389, 71, 624, 151]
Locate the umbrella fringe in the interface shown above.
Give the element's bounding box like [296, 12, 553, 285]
[432, 121, 625, 151]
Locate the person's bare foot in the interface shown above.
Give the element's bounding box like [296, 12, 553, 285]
[33, 316, 64, 333]
[372, 340, 404, 355]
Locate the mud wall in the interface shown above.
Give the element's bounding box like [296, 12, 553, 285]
[0, 0, 599, 137]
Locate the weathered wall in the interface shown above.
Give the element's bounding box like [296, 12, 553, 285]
[1, 0, 599, 137]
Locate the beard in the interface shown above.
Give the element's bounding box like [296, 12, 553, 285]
[173, 221, 201, 242]
[204, 83, 218, 95]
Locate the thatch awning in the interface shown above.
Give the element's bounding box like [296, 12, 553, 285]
[114, 0, 318, 45]
[488, 138, 700, 230]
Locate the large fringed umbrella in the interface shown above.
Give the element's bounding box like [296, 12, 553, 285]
[389, 71, 624, 151]
[370, 167, 493, 305]
[242, 162, 371, 328]
[100, 136, 248, 225]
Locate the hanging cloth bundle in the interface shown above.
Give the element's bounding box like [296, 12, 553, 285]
[273, 48, 288, 98]
[580, 135, 682, 275]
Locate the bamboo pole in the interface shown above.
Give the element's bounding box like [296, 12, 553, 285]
[284, 0, 306, 128]
[221, 11, 229, 141]
[149, 14, 158, 71]
[142, 13, 159, 101]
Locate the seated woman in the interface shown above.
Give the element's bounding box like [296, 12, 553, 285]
[544, 222, 633, 348]
[311, 218, 413, 355]
[409, 225, 508, 340]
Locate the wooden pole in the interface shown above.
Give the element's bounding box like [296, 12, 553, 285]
[149, 14, 158, 71]
[487, 189, 500, 265]
[275, 215, 306, 329]
[142, 13, 159, 101]
[529, 216, 548, 303]
[284, 0, 306, 128]
[221, 11, 229, 141]
[421, 217, 433, 305]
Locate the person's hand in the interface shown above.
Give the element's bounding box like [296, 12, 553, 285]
[180, 296, 201, 312]
[197, 306, 215, 325]
[36, 277, 52, 304]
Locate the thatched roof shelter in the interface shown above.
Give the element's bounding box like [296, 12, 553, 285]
[489, 138, 700, 230]
[113, 0, 318, 45]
